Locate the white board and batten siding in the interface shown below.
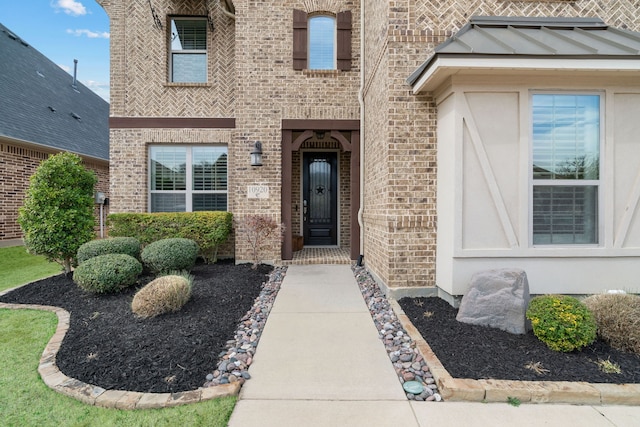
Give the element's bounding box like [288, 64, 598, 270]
[435, 74, 640, 296]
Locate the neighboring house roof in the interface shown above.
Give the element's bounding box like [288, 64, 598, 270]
[408, 16, 640, 93]
[0, 23, 109, 161]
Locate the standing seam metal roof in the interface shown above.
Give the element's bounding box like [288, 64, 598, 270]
[407, 16, 640, 86]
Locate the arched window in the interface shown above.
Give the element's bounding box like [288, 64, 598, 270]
[308, 15, 335, 69]
[293, 10, 351, 71]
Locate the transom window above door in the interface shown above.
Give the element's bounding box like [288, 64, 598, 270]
[531, 93, 601, 245]
[149, 146, 227, 212]
[169, 17, 207, 83]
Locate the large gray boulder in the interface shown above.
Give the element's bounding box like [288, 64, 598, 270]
[456, 269, 530, 334]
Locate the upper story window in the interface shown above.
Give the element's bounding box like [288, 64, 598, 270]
[308, 16, 336, 69]
[531, 93, 601, 245]
[293, 9, 351, 71]
[170, 17, 207, 83]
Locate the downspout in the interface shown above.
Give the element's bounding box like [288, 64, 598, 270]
[357, 0, 365, 266]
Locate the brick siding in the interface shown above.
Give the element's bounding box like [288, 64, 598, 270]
[0, 141, 109, 241]
[98, 0, 640, 290]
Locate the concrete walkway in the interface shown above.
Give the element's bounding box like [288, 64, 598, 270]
[228, 265, 640, 427]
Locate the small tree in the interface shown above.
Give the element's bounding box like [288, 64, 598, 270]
[242, 214, 284, 268]
[18, 152, 97, 274]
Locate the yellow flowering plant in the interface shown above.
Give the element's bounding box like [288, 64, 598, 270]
[526, 295, 597, 352]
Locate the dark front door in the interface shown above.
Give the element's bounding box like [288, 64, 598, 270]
[303, 152, 338, 246]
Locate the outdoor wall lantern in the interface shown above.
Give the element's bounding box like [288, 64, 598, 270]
[251, 141, 263, 166]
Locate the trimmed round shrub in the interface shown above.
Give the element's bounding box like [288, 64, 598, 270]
[141, 238, 199, 274]
[526, 295, 597, 352]
[583, 293, 640, 355]
[73, 254, 143, 294]
[77, 237, 141, 264]
[131, 274, 192, 318]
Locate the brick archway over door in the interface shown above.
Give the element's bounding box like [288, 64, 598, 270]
[282, 119, 360, 260]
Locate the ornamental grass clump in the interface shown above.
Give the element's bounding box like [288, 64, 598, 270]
[77, 237, 141, 264]
[526, 295, 596, 352]
[131, 273, 193, 318]
[73, 254, 143, 293]
[583, 293, 640, 355]
[141, 238, 199, 274]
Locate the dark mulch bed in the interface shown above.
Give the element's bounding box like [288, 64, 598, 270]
[399, 297, 640, 384]
[0, 260, 272, 393]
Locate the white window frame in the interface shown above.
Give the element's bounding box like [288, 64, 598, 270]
[308, 15, 336, 70]
[149, 146, 228, 212]
[529, 91, 604, 247]
[169, 17, 208, 83]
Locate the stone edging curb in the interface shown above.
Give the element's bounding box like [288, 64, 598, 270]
[390, 299, 640, 406]
[0, 294, 239, 409]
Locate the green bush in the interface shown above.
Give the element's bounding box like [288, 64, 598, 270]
[77, 237, 141, 264]
[73, 254, 142, 293]
[131, 274, 193, 318]
[18, 152, 97, 273]
[583, 293, 640, 355]
[108, 212, 232, 263]
[141, 238, 199, 274]
[526, 295, 597, 352]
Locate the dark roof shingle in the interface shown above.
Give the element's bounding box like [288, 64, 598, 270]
[0, 22, 109, 161]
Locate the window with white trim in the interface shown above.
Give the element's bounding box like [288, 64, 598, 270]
[308, 15, 336, 69]
[150, 146, 227, 212]
[170, 17, 207, 83]
[531, 93, 601, 245]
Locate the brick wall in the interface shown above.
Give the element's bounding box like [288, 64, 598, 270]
[100, 0, 640, 287]
[0, 141, 109, 241]
[233, 0, 360, 262]
[102, 0, 361, 263]
[362, 0, 640, 290]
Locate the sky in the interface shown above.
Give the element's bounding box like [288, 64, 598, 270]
[0, 0, 110, 101]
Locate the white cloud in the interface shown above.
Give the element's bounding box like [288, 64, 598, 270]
[52, 0, 87, 16]
[82, 80, 110, 102]
[58, 64, 72, 73]
[82, 80, 109, 91]
[66, 28, 110, 39]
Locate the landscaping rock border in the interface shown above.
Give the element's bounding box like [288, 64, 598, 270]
[391, 297, 640, 405]
[0, 265, 286, 409]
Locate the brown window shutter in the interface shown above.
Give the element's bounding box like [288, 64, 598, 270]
[336, 10, 352, 71]
[293, 9, 307, 70]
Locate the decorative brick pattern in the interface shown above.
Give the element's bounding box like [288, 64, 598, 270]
[282, 247, 352, 265]
[102, 0, 361, 264]
[361, 0, 640, 291]
[100, 0, 640, 292]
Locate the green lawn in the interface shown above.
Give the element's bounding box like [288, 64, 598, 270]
[0, 246, 236, 426]
[0, 246, 62, 292]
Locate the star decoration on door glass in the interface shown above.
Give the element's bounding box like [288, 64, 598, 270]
[315, 185, 326, 195]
